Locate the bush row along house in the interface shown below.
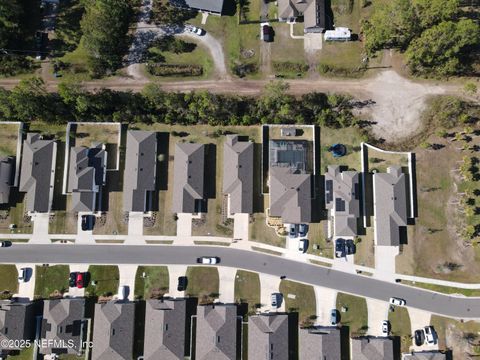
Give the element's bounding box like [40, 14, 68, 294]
[0, 298, 450, 360]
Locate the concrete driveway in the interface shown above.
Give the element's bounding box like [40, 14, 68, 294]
[167, 265, 187, 298]
[366, 298, 389, 336]
[233, 213, 249, 240]
[408, 307, 438, 352]
[31, 213, 50, 244]
[118, 265, 138, 301]
[218, 267, 236, 303]
[314, 286, 337, 326]
[14, 264, 35, 300]
[259, 273, 285, 312]
[67, 264, 89, 298]
[374, 246, 399, 280]
[176, 213, 192, 237]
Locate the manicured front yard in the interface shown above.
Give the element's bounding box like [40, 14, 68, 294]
[0, 265, 18, 294]
[34, 265, 69, 298]
[185, 266, 219, 303]
[234, 270, 261, 314]
[7, 347, 34, 360]
[85, 265, 119, 297]
[134, 266, 169, 299]
[388, 306, 412, 353]
[279, 280, 316, 326]
[336, 292, 368, 336]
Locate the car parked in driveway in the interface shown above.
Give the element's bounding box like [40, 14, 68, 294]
[117, 285, 128, 301]
[18, 268, 28, 283]
[298, 239, 308, 253]
[0, 241, 12, 247]
[76, 273, 84, 289]
[335, 239, 346, 258]
[177, 276, 187, 291]
[414, 329, 425, 346]
[81, 215, 95, 231]
[298, 224, 308, 237]
[288, 224, 297, 238]
[345, 239, 356, 255]
[262, 24, 272, 42]
[69, 272, 78, 287]
[271, 293, 282, 308]
[197, 256, 219, 264]
[185, 25, 205, 36]
[330, 309, 339, 325]
[424, 326, 437, 345]
[381, 320, 389, 335]
[389, 297, 406, 306]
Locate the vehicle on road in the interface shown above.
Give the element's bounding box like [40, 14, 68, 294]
[18, 268, 28, 283]
[298, 224, 308, 237]
[330, 309, 339, 325]
[185, 25, 205, 36]
[288, 224, 297, 238]
[298, 239, 307, 253]
[76, 272, 84, 289]
[197, 256, 219, 264]
[414, 329, 425, 346]
[335, 239, 346, 258]
[424, 326, 437, 345]
[177, 276, 188, 291]
[0, 241, 12, 247]
[117, 285, 127, 301]
[389, 297, 406, 306]
[381, 320, 389, 335]
[69, 272, 78, 287]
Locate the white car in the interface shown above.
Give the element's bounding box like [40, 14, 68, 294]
[298, 239, 307, 253]
[197, 256, 219, 264]
[389, 297, 406, 306]
[185, 25, 205, 36]
[381, 320, 389, 335]
[18, 268, 28, 283]
[424, 326, 437, 345]
[117, 285, 128, 301]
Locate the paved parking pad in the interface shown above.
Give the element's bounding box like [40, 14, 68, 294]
[233, 213, 249, 241]
[259, 274, 285, 312]
[118, 265, 138, 300]
[217, 267, 237, 303]
[67, 264, 89, 298]
[167, 265, 188, 298]
[176, 213, 192, 237]
[14, 264, 35, 300]
[314, 286, 337, 326]
[408, 307, 438, 352]
[366, 298, 390, 336]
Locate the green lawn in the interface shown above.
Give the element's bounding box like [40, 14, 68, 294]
[388, 306, 411, 353]
[34, 265, 69, 299]
[185, 266, 219, 303]
[134, 266, 169, 299]
[306, 221, 333, 258]
[401, 280, 480, 297]
[234, 270, 261, 314]
[85, 265, 119, 297]
[320, 127, 366, 173]
[0, 265, 18, 294]
[336, 292, 368, 336]
[250, 213, 286, 248]
[279, 280, 316, 326]
[7, 347, 34, 360]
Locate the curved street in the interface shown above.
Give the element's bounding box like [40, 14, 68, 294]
[1, 244, 480, 319]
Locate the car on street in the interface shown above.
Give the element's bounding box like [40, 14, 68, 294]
[424, 326, 437, 345]
[298, 239, 308, 253]
[298, 224, 308, 237]
[335, 239, 346, 258]
[69, 272, 78, 287]
[76, 272, 84, 289]
[177, 276, 188, 291]
[18, 268, 28, 283]
[330, 309, 338, 325]
[262, 24, 272, 42]
[197, 256, 219, 264]
[389, 297, 406, 306]
[414, 329, 425, 346]
[288, 224, 297, 238]
[0, 241, 12, 247]
[381, 320, 389, 335]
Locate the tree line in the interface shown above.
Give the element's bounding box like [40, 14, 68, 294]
[0, 77, 362, 130]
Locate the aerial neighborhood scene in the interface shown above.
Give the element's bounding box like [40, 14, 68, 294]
[0, 0, 479, 359]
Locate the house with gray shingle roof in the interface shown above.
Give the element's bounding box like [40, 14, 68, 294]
[277, 0, 326, 33]
[40, 298, 86, 356]
[325, 165, 360, 237]
[299, 326, 342, 360]
[123, 131, 157, 213]
[248, 313, 290, 360]
[270, 167, 312, 224]
[144, 298, 188, 360]
[351, 337, 395, 360]
[183, 0, 226, 14]
[19, 133, 56, 213]
[403, 351, 448, 360]
[373, 166, 408, 246]
[0, 301, 37, 354]
[172, 142, 206, 214]
[68, 144, 107, 212]
[91, 301, 135, 360]
[0, 156, 14, 204]
[195, 304, 239, 360]
[223, 135, 254, 216]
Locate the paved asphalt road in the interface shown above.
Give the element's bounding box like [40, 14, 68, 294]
[1, 244, 479, 319]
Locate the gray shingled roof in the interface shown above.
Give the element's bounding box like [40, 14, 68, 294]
[0, 157, 13, 204]
[223, 135, 254, 215]
[172, 143, 205, 214]
[403, 352, 447, 360]
[373, 166, 408, 246]
[184, 0, 225, 14]
[123, 131, 157, 212]
[248, 313, 289, 360]
[92, 301, 135, 360]
[270, 167, 311, 224]
[195, 304, 239, 360]
[68, 145, 106, 212]
[299, 327, 342, 360]
[144, 299, 187, 360]
[0, 301, 36, 350]
[40, 298, 86, 355]
[19, 133, 56, 213]
[325, 165, 360, 237]
[278, 0, 326, 31]
[351, 337, 395, 360]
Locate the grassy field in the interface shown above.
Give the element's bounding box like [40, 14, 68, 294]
[279, 280, 316, 326]
[234, 270, 261, 314]
[28, 122, 67, 141]
[185, 266, 219, 303]
[134, 266, 169, 299]
[34, 265, 69, 298]
[366, 146, 409, 173]
[431, 315, 480, 355]
[336, 292, 368, 336]
[0, 265, 18, 294]
[388, 306, 411, 353]
[270, 23, 306, 76]
[85, 265, 119, 297]
[0, 123, 20, 157]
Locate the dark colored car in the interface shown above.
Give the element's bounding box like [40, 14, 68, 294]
[69, 272, 77, 287]
[335, 239, 346, 258]
[81, 215, 95, 231]
[177, 276, 188, 291]
[263, 25, 272, 42]
[330, 309, 339, 325]
[345, 239, 356, 255]
[0, 241, 12, 247]
[414, 329, 425, 346]
[76, 273, 84, 289]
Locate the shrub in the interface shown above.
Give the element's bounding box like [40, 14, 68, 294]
[146, 63, 203, 77]
[272, 61, 309, 74]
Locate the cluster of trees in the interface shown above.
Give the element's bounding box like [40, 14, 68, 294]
[0, 77, 361, 130]
[151, 0, 195, 25]
[362, 0, 480, 76]
[80, 0, 134, 77]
